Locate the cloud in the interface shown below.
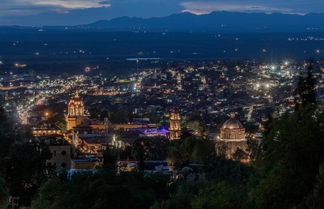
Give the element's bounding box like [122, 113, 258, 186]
[33, 0, 110, 9]
[180, 1, 300, 15]
[0, 0, 110, 16]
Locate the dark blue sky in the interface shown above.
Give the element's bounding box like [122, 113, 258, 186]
[1, 0, 324, 26]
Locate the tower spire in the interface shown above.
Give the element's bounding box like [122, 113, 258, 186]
[169, 108, 181, 140]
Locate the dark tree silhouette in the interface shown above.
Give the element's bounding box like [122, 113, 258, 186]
[0, 98, 14, 175]
[294, 61, 317, 109]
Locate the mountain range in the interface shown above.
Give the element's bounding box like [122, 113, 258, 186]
[75, 12, 324, 33]
[2, 12, 324, 33]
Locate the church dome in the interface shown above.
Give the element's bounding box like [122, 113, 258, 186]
[222, 114, 243, 129]
[219, 113, 245, 141]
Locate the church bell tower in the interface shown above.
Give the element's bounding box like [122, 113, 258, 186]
[169, 108, 181, 140]
[66, 93, 86, 131]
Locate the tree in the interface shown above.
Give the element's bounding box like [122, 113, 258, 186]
[152, 159, 253, 209]
[0, 98, 52, 207]
[30, 171, 169, 209]
[168, 137, 215, 168]
[191, 181, 249, 209]
[301, 162, 324, 209]
[0, 99, 14, 175]
[294, 61, 317, 109]
[103, 147, 128, 171]
[133, 139, 145, 171]
[250, 107, 324, 209]
[0, 177, 8, 209]
[4, 142, 51, 206]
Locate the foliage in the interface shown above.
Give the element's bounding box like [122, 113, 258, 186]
[0, 177, 8, 209]
[294, 61, 317, 109]
[103, 147, 131, 171]
[191, 182, 250, 209]
[30, 171, 169, 209]
[152, 183, 200, 209]
[168, 137, 216, 167]
[4, 142, 52, 206]
[301, 162, 324, 209]
[153, 159, 253, 209]
[0, 99, 15, 175]
[249, 106, 324, 209]
[1, 98, 52, 207]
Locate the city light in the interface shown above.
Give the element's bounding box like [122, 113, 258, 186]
[1, 6, 323, 209]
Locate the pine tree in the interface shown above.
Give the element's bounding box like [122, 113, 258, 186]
[294, 61, 317, 109]
[0, 98, 14, 174]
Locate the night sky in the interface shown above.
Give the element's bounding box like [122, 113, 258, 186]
[1, 0, 324, 26]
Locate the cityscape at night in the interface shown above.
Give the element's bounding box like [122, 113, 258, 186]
[1, 1, 324, 209]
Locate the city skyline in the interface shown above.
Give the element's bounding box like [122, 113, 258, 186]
[1, 1, 324, 208]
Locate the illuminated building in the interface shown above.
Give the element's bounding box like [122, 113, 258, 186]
[66, 93, 87, 131]
[32, 128, 63, 136]
[169, 108, 181, 140]
[215, 113, 250, 163]
[219, 113, 245, 141]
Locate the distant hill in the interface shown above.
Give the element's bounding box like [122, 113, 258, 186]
[74, 12, 324, 33]
[1, 12, 324, 33]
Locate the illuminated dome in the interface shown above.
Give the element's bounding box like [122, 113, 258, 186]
[219, 113, 245, 141]
[221, 113, 244, 129]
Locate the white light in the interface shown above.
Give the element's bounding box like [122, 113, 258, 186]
[271, 65, 276, 70]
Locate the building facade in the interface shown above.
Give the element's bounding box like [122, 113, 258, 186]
[215, 113, 250, 163]
[47, 144, 72, 170]
[66, 93, 87, 130]
[169, 108, 181, 140]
